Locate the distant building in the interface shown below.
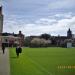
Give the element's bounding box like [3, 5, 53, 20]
[67, 28, 72, 38]
[1, 31, 25, 47]
[18, 31, 25, 46]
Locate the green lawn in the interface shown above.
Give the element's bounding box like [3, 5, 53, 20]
[9, 47, 75, 75]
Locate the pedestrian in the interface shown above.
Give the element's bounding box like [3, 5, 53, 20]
[2, 43, 5, 54]
[16, 45, 22, 58]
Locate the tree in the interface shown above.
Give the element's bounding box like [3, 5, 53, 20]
[24, 37, 31, 47]
[30, 38, 51, 47]
[40, 33, 51, 40]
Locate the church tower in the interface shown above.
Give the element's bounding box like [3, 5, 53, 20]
[0, 6, 3, 33]
[67, 28, 72, 38]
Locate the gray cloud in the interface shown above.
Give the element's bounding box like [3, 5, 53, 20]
[2, 0, 75, 36]
[3, 13, 75, 36]
[3, 0, 75, 17]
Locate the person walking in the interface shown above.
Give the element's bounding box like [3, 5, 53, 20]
[16, 45, 22, 58]
[2, 43, 5, 54]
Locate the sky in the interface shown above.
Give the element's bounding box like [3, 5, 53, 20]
[1, 0, 75, 36]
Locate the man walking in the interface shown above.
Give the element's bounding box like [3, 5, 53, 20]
[16, 45, 22, 58]
[2, 43, 5, 54]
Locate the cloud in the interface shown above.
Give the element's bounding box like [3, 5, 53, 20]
[3, 0, 75, 17]
[54, 12, 73, 18]
[2, 0, 75, 36]
[48, 0, 75, 10]
[3, 13, 75, 36]
[35, 18, 57, 25]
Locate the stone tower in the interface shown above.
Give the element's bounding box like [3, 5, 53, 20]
[0, 6, 3, 47]
[67, 28, 72, 38]
[0, 6, 3, 33]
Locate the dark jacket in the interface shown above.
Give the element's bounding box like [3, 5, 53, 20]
[2, 43, 5, 50]
[16, 47, 22, 53]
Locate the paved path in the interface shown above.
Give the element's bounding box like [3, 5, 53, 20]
[0, 48, 10, 75]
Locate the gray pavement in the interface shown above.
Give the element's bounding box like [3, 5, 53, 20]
[0, 48, 10, 75]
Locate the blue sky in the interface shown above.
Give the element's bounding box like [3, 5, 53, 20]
[1, 0, 75, 36]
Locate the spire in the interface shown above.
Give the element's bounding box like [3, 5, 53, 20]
[68, 28, 71, 32]
[67, 28, 72, 38]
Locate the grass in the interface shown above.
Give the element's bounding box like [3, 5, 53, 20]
[9, 47, 75, 75]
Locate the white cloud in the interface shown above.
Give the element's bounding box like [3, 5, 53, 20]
[35, 18, 57, 25]
[54, 12, 73, 18]
[3, 13, 75, 36]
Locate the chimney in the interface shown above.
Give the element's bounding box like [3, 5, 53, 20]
[19, 31, 22, 35]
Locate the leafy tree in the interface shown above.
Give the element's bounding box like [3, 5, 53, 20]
[24, 37, 31, 47]
[40, 33, 51, 40]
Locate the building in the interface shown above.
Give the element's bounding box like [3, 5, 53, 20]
[71, 34, 75, 38]
[1, 31, 25, 47]
[0, 6, 3, 33]
[18, 31, 25, 46]
[67, 28, 72, 38]
[0, 6, 3, 47]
